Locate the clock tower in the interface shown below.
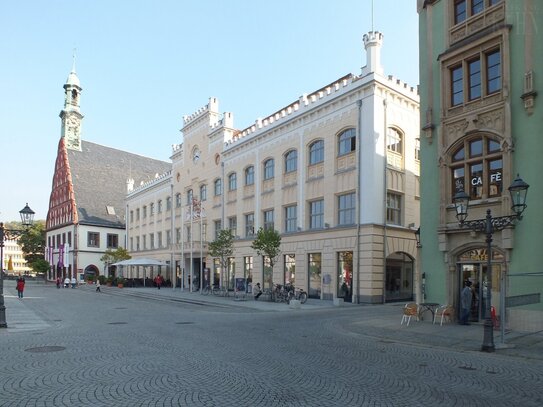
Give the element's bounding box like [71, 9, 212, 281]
[60, 56, 83, 151]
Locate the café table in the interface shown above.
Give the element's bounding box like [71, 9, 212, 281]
[418, 302, 439, 321]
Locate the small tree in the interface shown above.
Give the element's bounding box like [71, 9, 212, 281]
[31, 258, 50, 276]
[16, 220, 46, 268]
[251, 227, 281, 287]
[208, 229, 234, 288]
[100, 247, 131, 277]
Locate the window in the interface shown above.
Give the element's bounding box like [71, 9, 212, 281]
[263, 209, 274, 230]
[136, 208, 140, 220]
[107, 234, 118, 248]
[415, 138, 420, 161]
[284, 205, 297, 233]
[451, 65, 463, 106]
[228, 172, 237, 191]
[387, 128, 403, 154]
[245, 166, 254, 186]
[338, 128, 356, 156]
[176, 228, 181, 243]
[285, 150, 297, 173]
[309, 140, 324, 165]
[200, 184, 207, 201]
[449, 48, 501, 106]
[166, 196, 172, 210]
[157, 200, 163, 213]
[229, 216, 237, 237]
[309, 199, 324, 229]
[214, 220, 222, 239]
[186, 226, 191, 242]
[175, 193, 182, 208]
[157, 232, 162, 248]
[245, 213, 254, 237]
[451, 135, 502, 200]
[143, 206, 147, 218]
[338, 193, 355, 225]
[166, 230, 171, 246]
[88, 232, 99, 248]
[150, 233, 155, 249]
[263, 159, 274, 180]
[130, 210, 134, 223]
[453, 0, 500, 25]
[214, 179, 222, 196]
[468, 58, 481, 100]
[143, 234, 146, 250]
[386, 193, 402, 225]
[136, 236, 140, 250]
[150, 202, 155, 216]
[187, 189, 193, 205]
[284, 254, 295, 285]
[130, 237, 133, 251]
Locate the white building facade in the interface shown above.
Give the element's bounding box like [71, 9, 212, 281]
[126, 31, 420, 304]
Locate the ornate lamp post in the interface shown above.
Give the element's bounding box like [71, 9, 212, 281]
[414, 227, 422, 248]
[453, 175, 529, 352]
[0, 203, 35, 328]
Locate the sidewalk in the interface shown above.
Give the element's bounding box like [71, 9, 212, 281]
[3, 281, 543, 360]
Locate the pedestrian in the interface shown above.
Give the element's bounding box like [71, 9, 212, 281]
[71, 276, 77, 288]
[64, 277, 70, 288]
[56, 277, 61, 289]
[254, 282, 262, 300]
[96, 279, 101, 292]
[460, 280, 473, 325]
[154, 274, 162, 290]
[16, 277, 25, 299]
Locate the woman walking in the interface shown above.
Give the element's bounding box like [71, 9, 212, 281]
[16, 277, 25, 299]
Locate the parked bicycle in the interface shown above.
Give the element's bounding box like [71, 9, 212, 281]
[284, 283, 308, 304]
[212, 285, 229, 297]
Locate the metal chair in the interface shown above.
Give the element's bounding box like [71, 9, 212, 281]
[401, 302, 419, 326]
[433, 305, 454, 325]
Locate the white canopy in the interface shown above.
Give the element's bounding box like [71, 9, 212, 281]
[112, 258, 167, 267]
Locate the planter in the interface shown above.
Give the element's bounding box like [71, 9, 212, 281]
[117, 283, 124, 288]
[107, 282, 112, 287]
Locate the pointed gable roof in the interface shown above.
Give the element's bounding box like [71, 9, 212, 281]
[47, 139, 170, 230]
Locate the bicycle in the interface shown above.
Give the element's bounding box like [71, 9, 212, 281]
[201, 285, 211, 295]
[212, 285, 229, 297]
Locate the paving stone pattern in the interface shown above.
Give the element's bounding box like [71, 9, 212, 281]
[0, 281, 542, 407]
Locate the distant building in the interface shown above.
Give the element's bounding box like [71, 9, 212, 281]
[126, 29, 420, 304]
[2, 238, 31, 275]
[418, 0, 543, 330]
[45, 63, 170, 282]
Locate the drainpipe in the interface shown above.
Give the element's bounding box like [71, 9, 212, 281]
[354, 100, 363, 304]
[382, 98, 388, 304]
[170, 182, 175, 290]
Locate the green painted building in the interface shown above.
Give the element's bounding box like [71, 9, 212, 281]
[418, 0, 542, 332]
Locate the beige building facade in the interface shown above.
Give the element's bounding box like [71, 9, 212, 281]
[126, 31, 420, 304]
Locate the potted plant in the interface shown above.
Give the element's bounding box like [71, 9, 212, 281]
[87, 275, 95, 285]
[98, 275, 107, 285]
[117, 277, 125, 288]
[106, 276, 113, 287]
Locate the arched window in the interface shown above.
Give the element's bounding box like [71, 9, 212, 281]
[214, 179, 222, 196]
[338, 128, 356, 156]
[245, 166, 254, 186]
[285, 150, 297, 173]
[228, 172, 237, 191]
[309, 140, 324, 165]
[200, 184, 207, 201]
[387, 128, 403, 154]
[263, 159, 275, 180]
[451, 135, 502, 200]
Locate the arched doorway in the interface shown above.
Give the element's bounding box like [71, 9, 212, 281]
[456, 247, 504, 322]
[84, 265, 99, 281]
[385, 252, 414, 302]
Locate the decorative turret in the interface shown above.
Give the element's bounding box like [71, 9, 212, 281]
[361, 31, 384, 77]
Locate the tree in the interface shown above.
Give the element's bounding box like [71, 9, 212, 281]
[100, 247, 131, 277]
[31, 258, 51, 275]
[208, 229, 234, 287]
[16, 220, 46, 269]
[251, 227, 281, 286]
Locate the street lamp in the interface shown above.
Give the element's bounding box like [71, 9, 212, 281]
[414, 227, 422, 248]
[0, 203, 35, 328]
[453, 175, 529, 352]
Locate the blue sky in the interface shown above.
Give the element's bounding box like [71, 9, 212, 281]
[0, 0, 419, 221]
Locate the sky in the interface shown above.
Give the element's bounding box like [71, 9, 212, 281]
[0, 0, 419, 222]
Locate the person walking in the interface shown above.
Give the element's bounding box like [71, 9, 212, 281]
[96, 279, 101, 292]
[254, 282, 262, 300]
[154, 274, 163, 290]
[56, 277, 61, 289]
[460, 280, 473, 325]
[64, 277, 70, 288]
[71, 276, 77, 288]
[16, 277, 25, 299]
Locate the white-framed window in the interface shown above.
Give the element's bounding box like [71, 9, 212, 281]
[284, 150, 297, 173]
[228, 172, 237, 191]
[245, 213, 254, 237]
[263, 209, 274, 230]
[214, 179, 222, 196]
[338, 193, 355, 226]
[200, 184, 207, 201]
[263, 159, 275, 180]
[309, 199, 324, 229]
[309, 140, 324, 165]
[245, 166, 254, 186]
[338, 128, 356, 156]
[386, 193, 402, 225]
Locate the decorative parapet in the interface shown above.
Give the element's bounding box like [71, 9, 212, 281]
[127, 170, 172, 197]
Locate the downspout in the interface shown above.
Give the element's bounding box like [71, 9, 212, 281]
[170, 182, 175, 290]
[382, 98, 388, 304]
[221, 161, 225, 287]
[354, 99, 363, 304]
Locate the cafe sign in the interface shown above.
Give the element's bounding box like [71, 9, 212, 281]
[458, 248, 504, 262]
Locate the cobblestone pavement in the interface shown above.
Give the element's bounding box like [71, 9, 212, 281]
[1, 281, 542, 406]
